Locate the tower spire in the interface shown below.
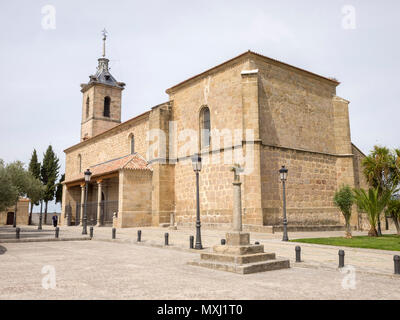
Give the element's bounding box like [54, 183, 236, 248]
[101, 28, 108, 58]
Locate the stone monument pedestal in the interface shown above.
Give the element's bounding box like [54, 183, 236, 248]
[188, 166, 289, 274]
[188, 231, 290, 274]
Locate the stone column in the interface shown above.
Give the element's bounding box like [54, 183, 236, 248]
[96, 180, 103, 227]
[232, 170, 242, 232]
[169, 212, 177, 230]
[79, 183, 85, 226]
[226, 166, 249, 246]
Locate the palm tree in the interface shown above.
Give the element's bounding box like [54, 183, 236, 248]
[353, 187, 392, 237]
[386, 198, 400, 235]
[362, 146, 395, 235]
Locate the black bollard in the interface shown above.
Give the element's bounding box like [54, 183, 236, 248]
[90, 227, 93, 239]
[55, 227, 59, 239]
[255, 241, 260, 245]
[112, 228, 116, 239]
[221, 239, 226, 245]
[189, 236, 194, 249]
[137, 230, 142, 242]
[338, 250, 345, 268]
[295, 246, 301, 262]
[16, 227, 20, 239]
[394, 255, 400, 275]
[164, 233, 169, 246]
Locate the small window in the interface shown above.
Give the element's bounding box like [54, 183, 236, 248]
[78, 154, 82, 173]
[200, 106, 211, 148]
[130, 135, 135, 154]
[86, 97, 90, 119]
[103, 96, 111, 117]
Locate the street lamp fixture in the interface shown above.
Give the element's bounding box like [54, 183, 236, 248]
[279, 165, 289, 241]
[191, 153, 202, 249]
[82, 168, 92, 235]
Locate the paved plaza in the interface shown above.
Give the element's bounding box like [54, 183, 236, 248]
[2, 225, 398, 275]
[0, 226, 399, 299]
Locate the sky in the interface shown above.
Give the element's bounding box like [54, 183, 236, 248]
[0, 0, 399, 212]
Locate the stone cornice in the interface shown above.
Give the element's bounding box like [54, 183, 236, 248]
[81, 116, 121, 125]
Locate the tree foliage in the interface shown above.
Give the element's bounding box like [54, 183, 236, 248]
[26, 174, 44, 207]
[333, 185, 354, 238]
[361, 146, 400, 235]
[386, 198, 400, 235]
[55, 173, 65, 204]
[353, 187, 393, 237]
[362, 146, 400, 193]
[40, 145, 60, 204]
[6, 161, 31, 202]
[0, 160, 18, 212]
[28, 149, 41, 180]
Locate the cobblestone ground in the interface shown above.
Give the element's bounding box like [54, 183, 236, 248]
[0, 240, 399, 300]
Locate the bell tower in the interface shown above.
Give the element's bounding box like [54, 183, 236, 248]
[80, 29, 125, 141]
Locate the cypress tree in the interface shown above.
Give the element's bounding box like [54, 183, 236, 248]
[41, 146, 60, 223]
[28, 149, 41, 225]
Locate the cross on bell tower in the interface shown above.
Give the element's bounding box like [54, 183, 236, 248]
[79, 30, 126, 141]
[102, 28, 108, 58]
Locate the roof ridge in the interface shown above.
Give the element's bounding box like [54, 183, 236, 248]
[90, 154, 132, 168]
[122, 153, 138, 169]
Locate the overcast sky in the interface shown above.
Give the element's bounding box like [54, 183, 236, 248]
[1, 0, 399, 211]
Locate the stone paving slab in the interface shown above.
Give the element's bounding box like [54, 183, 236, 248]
[0, 241, 399, 300]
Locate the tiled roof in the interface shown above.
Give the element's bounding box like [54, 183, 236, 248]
[65, 153, 152, 184]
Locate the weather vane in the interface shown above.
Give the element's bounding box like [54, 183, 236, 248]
[102, 28, 108, 57]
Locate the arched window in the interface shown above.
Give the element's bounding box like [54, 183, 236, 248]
[103, 96, 111, 117]
[86, 97, 90, 119]
[200, 106, 211, 148]
[130, 135, 135, 154]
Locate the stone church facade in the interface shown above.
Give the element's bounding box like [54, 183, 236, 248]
[61, 48, 367, 231]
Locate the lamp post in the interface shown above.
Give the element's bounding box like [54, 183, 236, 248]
[279, 165, 289, 241]
[82, 169, 92, 235]
[191, 154, 202, 250]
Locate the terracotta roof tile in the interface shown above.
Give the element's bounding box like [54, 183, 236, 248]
[65, 153, 151, 184]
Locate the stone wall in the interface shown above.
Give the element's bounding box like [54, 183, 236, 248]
[116, 169, 152, 227]
[255, 56, 338, 154]
[0, 199, 30, 226]
[174, 154, 235, 226]
[168, 57, 260, 227]
[65, 113, 149, 181]
[352, 144, 368, 190]
[261, 146, 341, 226]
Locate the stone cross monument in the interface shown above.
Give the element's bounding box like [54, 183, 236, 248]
[188, 167, 290, 274]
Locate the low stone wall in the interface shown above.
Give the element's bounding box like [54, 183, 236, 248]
[31, 212, 61, 226]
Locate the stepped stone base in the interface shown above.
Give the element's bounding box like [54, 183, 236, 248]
[188, 231, 290, 274]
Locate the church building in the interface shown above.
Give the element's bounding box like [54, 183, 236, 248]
[61, 35, 367, 232]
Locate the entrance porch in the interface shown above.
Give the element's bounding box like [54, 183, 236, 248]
[62, 154, 153, 228]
